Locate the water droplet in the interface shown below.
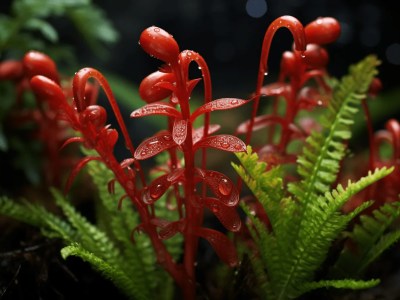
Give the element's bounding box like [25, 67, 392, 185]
[142, 189, 152, 204]
[221, 142, 230, 149]
[163, 135, 172, 141]
[218, 178, 232, 196]
[150, 183, 164, 199]
[234, 144, 243, 151]
[154, 27, 160, 33]
[264, 72, 268, 76]
[230, 99, 238, 105]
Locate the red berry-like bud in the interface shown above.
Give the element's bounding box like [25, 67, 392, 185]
[305, 17, 341, 45]
[280, 51, 298, 77]
[302, 44, 329, 69]
[0, 60, 24, 80]
[139, 26, 180, 63]
[81, 105, 107, 131]
[139, 71, 175, 103]
[23, 51, 60, 83]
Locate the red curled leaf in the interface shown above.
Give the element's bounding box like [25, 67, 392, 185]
[193, 227, 239, 267]
[196, 169, 239, 206]
[131, 102, 181, 119]
[134, 133, 176, 160]
[173, 119, 188, 145]
[139, 71, 176, 103]
[158, 220, 185, 240]
[204, 198, 242, 232]
[190, 98, 248, 122]
[167, 167, 185, 182]
[187, 78, 202, 95]
[142, 168, 184, 205]
[192, 124, 221, 144]
[194, 134, 246, 153]
[60, 137, 84, 150]
[236, 115, 287, 134]
[65, 156, 103, 194]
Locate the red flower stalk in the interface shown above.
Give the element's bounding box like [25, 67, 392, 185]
[134, 26, 249, 298]
[239, 16, 341, 169]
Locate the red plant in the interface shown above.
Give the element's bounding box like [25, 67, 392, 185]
[238, 16, 340, 170]
[0, 51, 89, 187]
[28, 25, 250, 298]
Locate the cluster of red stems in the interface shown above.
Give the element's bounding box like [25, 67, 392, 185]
[1, 15, 399, 298]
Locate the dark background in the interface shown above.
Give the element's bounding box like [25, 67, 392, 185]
[81, 0, 400, 97]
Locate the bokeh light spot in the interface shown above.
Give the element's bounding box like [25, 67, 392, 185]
[246, 0, 267, 18]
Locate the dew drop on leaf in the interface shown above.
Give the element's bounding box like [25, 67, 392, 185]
[218, 178, 232, 196]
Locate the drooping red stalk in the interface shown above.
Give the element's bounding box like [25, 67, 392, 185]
[72, 68, 146, 187]
[245, 16, 306, 145]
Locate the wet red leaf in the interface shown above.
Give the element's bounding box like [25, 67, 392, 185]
[194, 134, 246, 152]
[190, 98, 248, 122]
[173, 119, 188, 145]
[193, 227, 239, 267]
[204, 198, 241, 232]
[130, 102, 181, 119]
[195, 169, 239, 206]
[134, 133, 176, 160]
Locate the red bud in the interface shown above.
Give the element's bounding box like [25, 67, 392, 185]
[305, 17, 341, 45]
[139, 71, 175, 103]
[302, 44, 329, 69]
[23, 51, 60, 83]
[139, 26, 179, 63]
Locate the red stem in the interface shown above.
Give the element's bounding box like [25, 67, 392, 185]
[72, 68, 147, 187]
[246, 16, 306, 145]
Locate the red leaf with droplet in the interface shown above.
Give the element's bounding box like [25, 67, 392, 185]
[204, 198, 241, 232]
[141, 174, 172, 205]
[192, 124, 221, 144]
[173, 119, 188, 145]
[194, 135, 246, 152]
[134, 133, 176, 160]
[141, 168, 184, 205]
[130, 102, 181, 119]
[195, 169, 239, 206]
[158, 220, 185, 240]
[193, 227, 239, 267]
[190, 98, 248, 122]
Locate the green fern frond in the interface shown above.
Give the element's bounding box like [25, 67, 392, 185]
[85, 157, 170, 294]
[333, 201, 400, 277]
[301, 278, 380, 294]
[288, 55, 380, 203]
[61, 243, 148, 300]
[0, 196, 76, 241]
[234, 56, 387, 300]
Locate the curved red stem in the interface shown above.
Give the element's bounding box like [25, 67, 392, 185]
[72, 68, 147, 186]
[246, 16, 306, 145]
